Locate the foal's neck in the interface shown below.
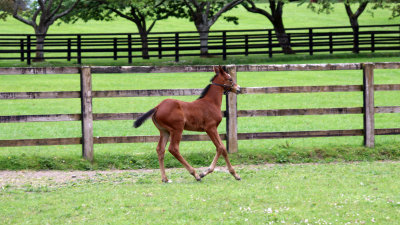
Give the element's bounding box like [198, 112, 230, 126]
[202, 84, 224, 108]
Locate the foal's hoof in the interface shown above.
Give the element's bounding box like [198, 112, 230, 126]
[199, 172, 206, 178]
[195, 176, 202, 182]
[234, 175, 241, 181]
[162, 179, 172, 183]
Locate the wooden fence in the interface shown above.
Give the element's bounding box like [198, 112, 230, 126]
[0, 24, 399, 65]
[1, 63, 400, 161]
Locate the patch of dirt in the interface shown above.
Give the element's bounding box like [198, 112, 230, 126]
[0, 169, 154, 189]
[1, 161, 398, 189]
[0, 166, 236, 189]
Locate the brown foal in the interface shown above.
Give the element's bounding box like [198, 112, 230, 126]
[134, 66, 241, 183]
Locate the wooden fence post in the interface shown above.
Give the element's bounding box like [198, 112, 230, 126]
[363, 63, 375, 148]
[77, 35, 82, 64]
[245, 35, 249, 56]
[128, 34, 132, 64]
[20, 39, 24, 62]
[27, 35, 31, 65]
[309, 28, 313, 55]
[113, 38, 118, 60]
[222, 31, 227, 60]
[80, 66, 94, 161]
[158, 37, 162, 59]
[225, 65, 238, 153]
[175, 33, 179, 62]
[67, 38, 71, 61]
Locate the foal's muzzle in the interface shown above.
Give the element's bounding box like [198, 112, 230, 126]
[234, 85, 241, 94]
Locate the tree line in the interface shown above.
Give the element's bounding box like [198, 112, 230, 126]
[1, 0, 399, 62]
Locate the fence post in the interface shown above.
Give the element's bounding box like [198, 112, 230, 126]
[128, 34, 132, 64]
[20, 39, 24, 62]
[222, 31, 227, 60]
[77, 35, 82, 64]
[268, 30, 272, 58]
[158, 37, 162, 59]
[27, 35, 31, 65]
[245, 35, 249, 56]
[175, 33, 179, 62]
[113, 38, 118, 60]
[80, 66, 94, 161]
[329, 32, 333, 54]
[309, 28, 313, 55]
[67, 38, 71, 61]
[363, 63, 375, 148]
[225, 65, 238, 153]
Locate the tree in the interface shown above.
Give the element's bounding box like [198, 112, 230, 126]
[64, 0, 171, 59]
[242, 0, 295, 54]
[3, 0, 80, 62]
[171, 0, 244, 56]
[0, 0, 17, 20]
[307, 0, 400, 53]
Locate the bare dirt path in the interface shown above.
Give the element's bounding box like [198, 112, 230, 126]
[0, 166, 237, 188]
[1, 161, 398, 189]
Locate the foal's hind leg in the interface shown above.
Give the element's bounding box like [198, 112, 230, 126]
[156, 129, 170, 183]
[168, 129, 201, 181]
[201, 128, 241, 180]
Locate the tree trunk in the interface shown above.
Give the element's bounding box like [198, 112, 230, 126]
[199, 30, 210, 57]
[34, 33, 46, 62]
[349, 18, 359, 53]
[33, 25, 49, 62]
[140, 32, 150, 60]
[272, 17, 295, 54]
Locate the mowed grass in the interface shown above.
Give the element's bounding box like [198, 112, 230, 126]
[1, 65, 400, 170]
[1, 162, 400, 224]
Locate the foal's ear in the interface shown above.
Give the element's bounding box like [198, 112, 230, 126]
[213, 66, 220, 74]
[218, 65, 226, 74]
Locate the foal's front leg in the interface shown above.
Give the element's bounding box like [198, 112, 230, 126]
[201, 128, 241, 180]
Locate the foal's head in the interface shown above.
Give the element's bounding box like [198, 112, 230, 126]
[212, 65, 241, 94]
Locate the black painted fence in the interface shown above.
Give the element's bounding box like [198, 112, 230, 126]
[0, 24, 399, 65]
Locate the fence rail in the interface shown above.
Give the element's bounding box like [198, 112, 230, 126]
[1, 24, 399, 65]
[1, 62, 400, 160]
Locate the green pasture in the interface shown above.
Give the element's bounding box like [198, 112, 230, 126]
[1, 64, 400, 170]
[1, 162, 400, 224]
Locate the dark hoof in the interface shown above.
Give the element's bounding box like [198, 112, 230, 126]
[199, 173, 206, 178]
[162, 179, 172, 183]
[235, 176, 241, 181]
[196, 177, 202, 182]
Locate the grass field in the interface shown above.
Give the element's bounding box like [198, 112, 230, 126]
[1, 3, 400, 225]
[1, 161, 400, 224]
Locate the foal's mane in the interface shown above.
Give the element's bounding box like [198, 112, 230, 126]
[197, 74, 218, 99]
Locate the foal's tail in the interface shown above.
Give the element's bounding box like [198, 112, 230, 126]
[134, 108, 156, 128]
